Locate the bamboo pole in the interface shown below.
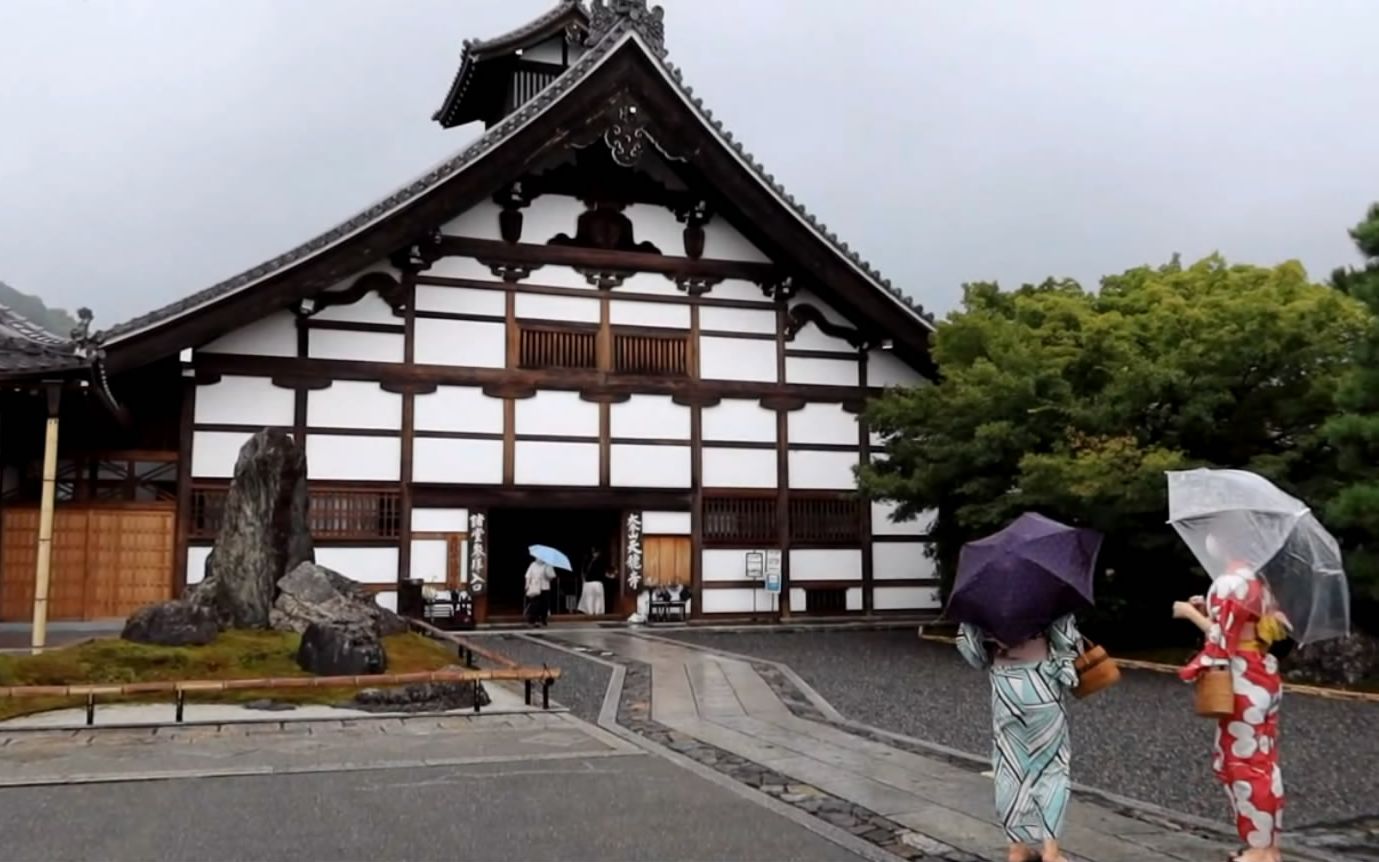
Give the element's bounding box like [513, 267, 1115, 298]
[30, 385, 60, 655]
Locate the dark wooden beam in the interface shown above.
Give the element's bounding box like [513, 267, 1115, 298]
[437, 236, 778, 284]
[411, 485, 691, 510]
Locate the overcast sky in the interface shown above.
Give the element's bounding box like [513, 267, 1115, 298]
[1, 0, 1376, 328]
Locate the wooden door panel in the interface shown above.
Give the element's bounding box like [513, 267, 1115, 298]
[643, 535, 690, 588]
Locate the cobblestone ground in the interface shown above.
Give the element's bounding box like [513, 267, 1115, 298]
[663, 629, 1379, 831]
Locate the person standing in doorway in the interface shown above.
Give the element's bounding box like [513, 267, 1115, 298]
[539, 558, 556, 625]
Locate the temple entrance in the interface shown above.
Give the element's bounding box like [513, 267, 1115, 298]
[486, 507, 621, 620]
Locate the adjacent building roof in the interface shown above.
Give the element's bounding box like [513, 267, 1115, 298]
[0, 304, 85, 376]
[96, 0, 936, 370]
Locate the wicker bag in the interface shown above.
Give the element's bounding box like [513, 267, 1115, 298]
[1194, 667, 1235, 718]
[1072, 640, 1121, 699]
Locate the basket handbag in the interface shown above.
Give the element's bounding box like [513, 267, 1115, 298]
[1194, 667, 1235, 718]
[1072, 639, 1121, 699]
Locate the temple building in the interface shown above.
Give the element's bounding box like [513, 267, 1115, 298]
[0, 0, 939, 627]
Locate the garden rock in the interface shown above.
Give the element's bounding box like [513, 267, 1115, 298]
[296, 620, 387, 676]
[1284, 632, 1379, 686]
[194, 429, 313, 629]
[271, 561, 407, 637]
[120, 598, 218, 647]
[352, 667, 490, 713]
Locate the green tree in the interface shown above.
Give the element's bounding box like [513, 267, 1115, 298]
[1324, 203, 1379, 617]
[860, 256, 1367, 646]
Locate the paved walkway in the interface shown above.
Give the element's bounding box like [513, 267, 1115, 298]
[559, 631, 1246, 862]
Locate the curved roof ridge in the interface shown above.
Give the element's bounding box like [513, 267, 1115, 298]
[0, 302, 73, 346]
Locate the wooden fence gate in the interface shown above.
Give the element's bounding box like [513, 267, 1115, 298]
[0, 505, 176, 621]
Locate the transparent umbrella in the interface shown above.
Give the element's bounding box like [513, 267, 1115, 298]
[1166, 468, 1350, 646]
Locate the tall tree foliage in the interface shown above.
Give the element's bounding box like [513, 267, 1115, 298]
[1325, 203, 1379, 611]
[859, 256, 1367, 645]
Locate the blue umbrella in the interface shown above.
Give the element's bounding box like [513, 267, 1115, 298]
[529, 544, 573, 571]
[947, 513, 1102, 646]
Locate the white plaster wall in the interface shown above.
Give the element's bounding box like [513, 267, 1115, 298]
[703, 218, 771, 263]
[523, 35, 564, 64]
[643, 511, 691, 535]
[414, 285, 506, 317]
[616, 271, 682, 297]
[198, 311, 297, 357]
[414, 319, 506, 367]
[515, 292, 599, 323]
[873, 586, 941, 610]
[611, 444, 689, 488]
[414, 386, 504, 434]
[702, 399, 776, 442]
[194, 376, 294, 427]
[516, 390, 598, 437]
[702, 549, 757, 582]
[699, 337, 777, 382]
[873, 542, 939, 581]
[789, 588, 806, 613]
[791, 292, 853, 327]
[440, 200, 503, 241]
[789, 549, 863, 582]
[847, 588, 864, 611]
[185, 546, 212, 586]
[515, 441, 598, 486]
[307, 381, 402, 431]
[786, 356, 859, 387]
[699, 306, 776, 335]
[713, 279, 772, 303]
[788, 450, 859, 490]
[786, 585, 863, 613]
[871, 501, 936, 536]
[788, 402, 858, 446]
[425, 256, 501, 282]
[306, 436, 400, 482]
[624, 203, 683, 257]
[191, 431, 254, 478]
[869, 350, 928, 388]
[410, 539, 449, 582]
[609, 299, 689, 329]
[525, 265, 601, 290]
[309, 330, 405, 364]
[374, 591, 399, 613]
[517, 194, 587, 247]
[411, 507, 469, 533]
[610, 395, 689, 440]
[703, 448, 777, 488]
[313, 547, 398, 585]
[414, 438, 503, 485]
[700, 588, 777, 614]
[314, 278, 400, 325]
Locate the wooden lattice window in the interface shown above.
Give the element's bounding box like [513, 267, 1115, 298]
[518, 323, 597, 370]
[805, 588, 848, 614]
[789, 496, 863, 546]
[703, 494, 777, 546]
[612, 328, 688, 377]
[4, 452, 178, 504]
[189, 484, 400, 541]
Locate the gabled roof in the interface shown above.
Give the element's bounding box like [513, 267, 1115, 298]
[98, 1, 936, 374]
[432, 0, 588, 129]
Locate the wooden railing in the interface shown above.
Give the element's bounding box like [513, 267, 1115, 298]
[703, 495, 778, 546]
[612, 330, 688, 376]
[789, 496, 863, 546]
[190, 485, 401, 541]
[518, 324, 598, 370]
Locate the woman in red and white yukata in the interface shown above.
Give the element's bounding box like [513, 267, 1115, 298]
[1174, 565, 1290, 862]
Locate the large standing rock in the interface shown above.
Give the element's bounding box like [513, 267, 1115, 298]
[121, 598, 218, 646]
[194, 429, 314, 629]
[296, 621, 387, 676]
[271, 562, 408, 637]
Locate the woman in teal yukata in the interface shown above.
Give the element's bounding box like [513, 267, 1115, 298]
[957, 613, 1082, 862]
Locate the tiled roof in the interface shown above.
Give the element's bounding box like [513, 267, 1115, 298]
[100, 1, 932, 347]
[0, 305, 84, 375]
[431, 0, 587, 127]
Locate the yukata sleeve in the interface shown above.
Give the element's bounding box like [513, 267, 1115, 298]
[1044, 614, 1081, 689]
[956, 624, 991, 670]
[1178, 597, 1244, 682]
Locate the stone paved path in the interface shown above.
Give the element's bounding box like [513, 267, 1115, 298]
[0, 710, 640, 787]
[557, 631, 1268, 862]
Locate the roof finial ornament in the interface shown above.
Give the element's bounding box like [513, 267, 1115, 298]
[587, 0, 667, 56]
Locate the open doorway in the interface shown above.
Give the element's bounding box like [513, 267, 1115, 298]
[486, 507, 621, 620]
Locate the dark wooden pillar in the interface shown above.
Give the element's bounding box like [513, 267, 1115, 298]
[173, 365, 196, 596]
[857, 350, 874, 614]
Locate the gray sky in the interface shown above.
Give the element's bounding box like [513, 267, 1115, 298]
[1, 0, 1376, 328]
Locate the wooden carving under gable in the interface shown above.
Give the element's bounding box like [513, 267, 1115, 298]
[297, 271, 408, 319]
[784, 302, 867, 349]
[548, 201, 661, 255]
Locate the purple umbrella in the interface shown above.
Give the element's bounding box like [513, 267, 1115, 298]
[947, 512, 1102, 646]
